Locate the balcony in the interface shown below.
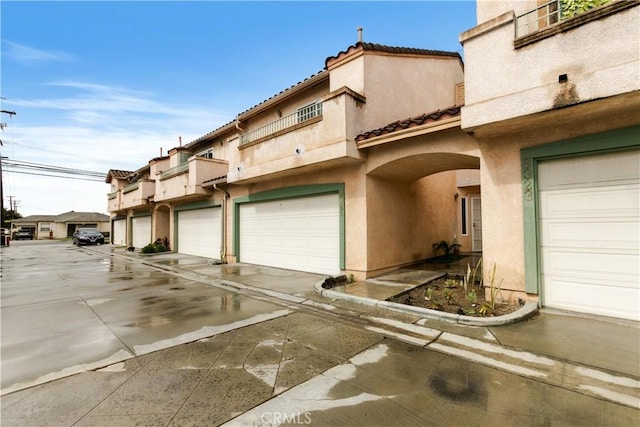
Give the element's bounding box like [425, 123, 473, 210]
[121, 180, 155, 209]
[155, 156, 228, 202]
[515, 0, 620, 40]
[107, 191, 121, 212]
[239, 100, 323, 148]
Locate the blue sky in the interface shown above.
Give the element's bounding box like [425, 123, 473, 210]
[1, 1, 477, 217]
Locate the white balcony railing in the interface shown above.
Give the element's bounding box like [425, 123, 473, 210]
[239, 100, 322, 146]
[516, 0, 611, 38]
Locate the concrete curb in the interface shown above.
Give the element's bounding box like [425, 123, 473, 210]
[315, 282, 538, 326]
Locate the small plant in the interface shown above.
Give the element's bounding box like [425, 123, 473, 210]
[466, 289, 477, 304]
[424, 287, 434, 301]
[141, 243, 158, 254]
[463, 257, 483, 292]
[348, 274, 356, 283]
[478, 262, 504, 315]
[141, 241, 169, 254]
[443, 288, 453, 304]
[445, 278, 458, 289]
[432, 240, 462, 259]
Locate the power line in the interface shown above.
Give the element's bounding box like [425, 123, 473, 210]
[1, 158, 107, 181]
[3, 169, 106, 182]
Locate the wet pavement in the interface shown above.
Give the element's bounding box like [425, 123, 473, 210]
[1, 241, 639, 426]
[1, 241, 293, 394]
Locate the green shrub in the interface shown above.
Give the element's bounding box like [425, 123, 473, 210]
[141, 243, 158, 254]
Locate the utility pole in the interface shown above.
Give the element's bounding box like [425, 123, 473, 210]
[0, 105, 17, 245]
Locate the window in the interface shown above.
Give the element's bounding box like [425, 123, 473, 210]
[460, 197, 468, 236]
[197, 148, 215, 159]
[40, 225, 50, 232]
[179, 152, 191, 164]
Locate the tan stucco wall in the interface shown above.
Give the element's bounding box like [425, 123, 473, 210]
[360, 55, 464, 133]
[417, 171, 460, 254]
[462, 3, 640, 131]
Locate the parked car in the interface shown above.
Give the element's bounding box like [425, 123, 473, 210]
[73, 228, 105, 245]
[13, 230, 33, 240]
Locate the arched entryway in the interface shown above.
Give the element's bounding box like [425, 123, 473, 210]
[364, 148, 482, 275]
[153, 204, 171, 249]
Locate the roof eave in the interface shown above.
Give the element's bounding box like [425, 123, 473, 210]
[357, 116, 462, 149]
[237, 71, 329, 122]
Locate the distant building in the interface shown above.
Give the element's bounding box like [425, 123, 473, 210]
[10, 211, 110, 240]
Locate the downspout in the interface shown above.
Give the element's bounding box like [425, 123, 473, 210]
[213, 183, 230, 263]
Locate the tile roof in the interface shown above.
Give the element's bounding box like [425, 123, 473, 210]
[186, 42, 461, 147]
[105, 169, 134, 183]
[326, 42, 462, 68]
[355, 106, 462, 142]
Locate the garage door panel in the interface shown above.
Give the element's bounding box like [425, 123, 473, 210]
[540, 186, 639, 219]
[538, 151, 640, 190]
[177, 208, 221, 259]
[543, 249, 638, 286]
[239, 193, 340, 275]
[543, 277, 639, 320]
[541, 220, 639, 250]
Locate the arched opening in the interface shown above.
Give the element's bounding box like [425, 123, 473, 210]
[153, 204, 171, 250]
[365, 152, 481, 275]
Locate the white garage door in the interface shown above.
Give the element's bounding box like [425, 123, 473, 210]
[131, 216, 152, 249]
[539, 150, 640, 321]
[112, 219, 126, 246]
[239, 193, 340, 275]
[177, 208, 221, 259]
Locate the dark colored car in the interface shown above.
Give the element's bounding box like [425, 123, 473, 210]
[13, 230, 33, 240]
[73, 228, 105, 245]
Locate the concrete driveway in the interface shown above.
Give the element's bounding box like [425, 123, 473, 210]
[0, 241, 299, 394]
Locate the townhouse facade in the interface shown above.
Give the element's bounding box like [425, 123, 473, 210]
[459, 0, 639, 320]
[107, 0, 640, 322]
[107, 42, 476, 278]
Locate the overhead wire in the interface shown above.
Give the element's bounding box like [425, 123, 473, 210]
[1, 158, 107, 182]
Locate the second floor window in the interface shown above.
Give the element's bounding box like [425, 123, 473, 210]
[197, 148, 215, 159]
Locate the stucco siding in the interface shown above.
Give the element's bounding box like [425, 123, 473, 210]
[463, 3, 640, 131]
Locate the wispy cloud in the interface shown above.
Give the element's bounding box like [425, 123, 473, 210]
[2, 40, 74, 64]
[2, 79, 234, 215]
[4, 80, 232, 171]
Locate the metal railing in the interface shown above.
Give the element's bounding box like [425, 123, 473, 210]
[159, 162, 189, 180]
[515, 0, 611, 38]
[240, 100, 322, 146]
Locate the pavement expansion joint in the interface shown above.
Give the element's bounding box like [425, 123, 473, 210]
[83, 246, 640, 411]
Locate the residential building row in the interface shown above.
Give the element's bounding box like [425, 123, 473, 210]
[106, 0, 639, 322]
[9, 211, 110, 240]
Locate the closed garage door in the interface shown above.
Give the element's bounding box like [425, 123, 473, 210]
[239, 193, 340, 275]
[177, 207, 221, 259]
[112, 219, 126, 246]
[538, 150, 639, 321]
[131, 216, 152, 249]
